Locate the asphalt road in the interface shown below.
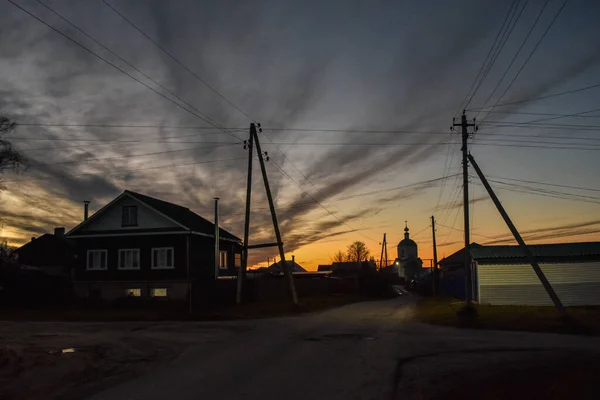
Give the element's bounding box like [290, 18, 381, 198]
[90, 296, 600, 400]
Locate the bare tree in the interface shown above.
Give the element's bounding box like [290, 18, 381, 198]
[0, 116, 27, 188]
[346, 241, 370, 263]
[331, 250, 347, 263]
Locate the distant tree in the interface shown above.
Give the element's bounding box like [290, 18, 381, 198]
[331, 250, 347, 263]
[0, 242, 16, 264]
[0, 116, 27, 189]
[346, 241, 370, 263]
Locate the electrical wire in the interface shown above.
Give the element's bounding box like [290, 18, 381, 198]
[4, 156, 248, 183]
[101, 0, 255, 124]
[6, 0, 242, 142]
[480, 0, 571, 123]
[32, 0, 240, 142]
[467, 82, 600, 111]
[454, 0, 520, 116]
[475, 0, 548, 119]
[25, 142, 240, 169]
[464, 0, 529, 112]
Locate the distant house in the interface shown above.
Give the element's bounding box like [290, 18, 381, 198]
[330, 261, 377, 274]
[317, 265, 332, 272]
[267, 260, 306, 274]
[438, 242, 600, 306]
[66, 190, 242, 301]
[14, 227, 76, 276]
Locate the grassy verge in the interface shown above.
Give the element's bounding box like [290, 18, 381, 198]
[0, 295, 366, 322]
[414, 297, 600, 336]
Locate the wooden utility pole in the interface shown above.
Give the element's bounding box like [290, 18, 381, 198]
[253, 124, 298, 305]
[452, 111, 477, 304]
[431, 215, 438, 296]
[467, 154, 566, 315]
[214, 197, 220, 279]
[379, 233, 388, 270]
[236, 127, 254, 304]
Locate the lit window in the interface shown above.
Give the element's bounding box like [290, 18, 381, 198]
[126, 288, 141, 297]
[151, 288, 168, 297]
[152, 248, 174, 269]
[122, 206, 138, 227]
[219, 250, 228, 269]
[234, 253, 242, 268]
[87, 250, 107, 270]
[118, 249, 140, 270]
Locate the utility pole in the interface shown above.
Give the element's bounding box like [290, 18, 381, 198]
[236, 127, 253, 304]
[468, 154, 566, 315]
[452, 111, 477, 304]
[253, 124, 298, 305]
[214, 197, 220, 279]
[379, 233, 387, 270]
[236, 123, 298, 305]
[431, 215, 438, 296]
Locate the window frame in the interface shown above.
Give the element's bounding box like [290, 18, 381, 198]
[219, 250, 228, 269]
[86, 249, 108, 271]
[118, 248, 141, 270]
[234, 253, 242, 269]
[151, 247, 175, 270]
[122, 205, 138, 227]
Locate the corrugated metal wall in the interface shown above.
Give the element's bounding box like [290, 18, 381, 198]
[478, 262, 600, 306]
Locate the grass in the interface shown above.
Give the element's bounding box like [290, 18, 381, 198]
[414, 297, 600, 336]
[0, 295, 366, 322]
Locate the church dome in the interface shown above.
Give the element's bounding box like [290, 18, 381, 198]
[397, 222, 418, 260]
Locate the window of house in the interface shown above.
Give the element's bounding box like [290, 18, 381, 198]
[126, 288, 141, 297]
[219, 250, 228, 269]
[118, 249, 140, 270]
[86, 250, 107, 270]
[122, 205, 138, 227]
[151, 288, 168, 297]
[234, 253, 242, 268]
[152, 247, 174, 269]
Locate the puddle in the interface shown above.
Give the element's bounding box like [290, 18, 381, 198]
[62, 348, 76, 353]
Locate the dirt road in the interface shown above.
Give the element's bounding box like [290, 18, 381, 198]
[88, 297, 600, 400]
[3, 297, 600, 399]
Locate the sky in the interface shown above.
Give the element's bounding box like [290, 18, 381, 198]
[1, 0, 599, 270]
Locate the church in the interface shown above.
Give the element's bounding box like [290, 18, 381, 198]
[394, 223, 423, 280]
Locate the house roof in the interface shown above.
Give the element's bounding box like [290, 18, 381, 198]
[15, 233, 75, 254]
[268, 260, 307, 272]
[68, 190, 241, 242]
[439, 242, 600, 267]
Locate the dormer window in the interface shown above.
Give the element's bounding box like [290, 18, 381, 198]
[122, 206, 138, 227]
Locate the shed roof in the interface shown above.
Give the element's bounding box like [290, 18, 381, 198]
[439, 242, 600, 267]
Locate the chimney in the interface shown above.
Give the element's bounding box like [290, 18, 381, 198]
[54, 227, 65, 238]
[83, 201, 90, 221]
[214, 197, 220, 279]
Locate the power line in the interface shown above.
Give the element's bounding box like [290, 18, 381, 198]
[4, 156, 247, 183]
[266, 158, 379, 244]
[480, 0, 571, 123]
[471, 180, 600, 205]
[475, 0, 548, 119]
[465, 0, 529, 112]
[480, 110, 600, 118]
[101, 0, 255, 123]
[467, 82, 600, 111]
[26, 142, 240, 168]
[6, 0, 241, 142]
[482, 174, 600, 193]
[455, 0, 520, 115]
[32, 0, 240, 142]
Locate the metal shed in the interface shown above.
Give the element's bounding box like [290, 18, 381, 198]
[439, 242, 600, 306]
